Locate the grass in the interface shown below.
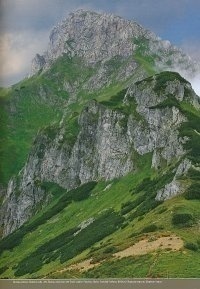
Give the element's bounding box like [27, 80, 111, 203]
[14, 209, 123, 276]
[1, 184, 200, 278]
[0, 165, 153, 278]
[100, 89, 127, 108]
[179, 103, 200, 165]
[1, 141, 199, 278]
[133, 36, 156, 75]
[172, 213, 194, 227]
[149, 94, 180, 109]
[147, 87, 200, 166]
[0, 55, 116, 184]
[0, 80, 63, 184]
[84, 250, 200, 278]
[153, 71, 188, 94]
[0, 182, 96, 254]
[184, 183, 200, 200]
[84, 255, 153, 278]
[0, 50, 200, 279]
[134, 54, 155, 75]
[1, 51, 147, 186]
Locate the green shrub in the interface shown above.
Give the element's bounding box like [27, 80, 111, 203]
[0, 266, 8, 275]
[196, 239, 200, 247]
[133, 172, 174, 195]
[0, 228, 25, 254]
[184, 183, 200, 200]
[133, 177, 152, 194]
[186, 168, 200, 181]
[124, 173, 170, 221]
[14, 256, 44, 276]
[149, 94, 180, 109]
[24, 182, 97, 232]
[14, 209, 124, 276]
[172, 213, 193, 226]
[60, 209, 124, 263]
[153, 71, 188, 94]
[184, 242, 198, 251]
[36, 143, 46, 159]
[67, 181, 97, 202]
[44, 125, 57, 140]
[103, 246, 117, 254]
[137, 216, 144, 221]
[120, 222, 129, 229]
[120, 195, 146, 215]
[100, 89, 127, 108]
[62, 114, 80, 147]
[128, 197, 162, 221]
[141, 224, 158, 233]
[40, 181, 66, 198]
[105, 55, 123, 71]
[179, 105, 200, 164]
[156, 207, 167, 214]
[14, 227, 78, 276]
[0, 182, 97, 255]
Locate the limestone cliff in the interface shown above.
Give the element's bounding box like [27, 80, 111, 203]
[31, 10, 199, 80]
[2, 72, 199, 236]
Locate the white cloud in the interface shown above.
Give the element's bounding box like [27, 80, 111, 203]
[179, 41, 200, 96]
[181, 41, 200, 62]
[190, 74, 200, 96]
[0, 30, 49, 86]
[168, 67, 200, 97]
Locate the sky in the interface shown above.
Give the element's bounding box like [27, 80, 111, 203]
[0, 0, 200, 88]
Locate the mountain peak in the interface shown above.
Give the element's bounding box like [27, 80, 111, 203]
[31, 10, 154, 74]
[1, 9, 200, 280]
[30, 10, 198, 84]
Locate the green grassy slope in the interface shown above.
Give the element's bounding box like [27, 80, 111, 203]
[0, 54, 145, 185]
[0, 40, 200, 279]
[0, 149, 199, 278]
[0, 79, 62, 185]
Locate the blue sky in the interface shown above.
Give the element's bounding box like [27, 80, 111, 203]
[0, 0, 200, 86]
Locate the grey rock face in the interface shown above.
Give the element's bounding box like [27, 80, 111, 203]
[3, 74, 198, 236]
[31, 10, 199, 81]
[2, 177, 49, 236]
[156, 159, 192, 201]
[125, 75, 194, 168]
[31, 10, 147, 74]
[28, 100, 133, 188]
[31, 54, 46, 73]
[2, 100, 134, 236]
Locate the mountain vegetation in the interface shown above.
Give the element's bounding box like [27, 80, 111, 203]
[0, 10, 199, 279]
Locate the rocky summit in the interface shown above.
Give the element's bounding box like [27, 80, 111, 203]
[31, 10, 198, 78]
[0, 10, 200, 279]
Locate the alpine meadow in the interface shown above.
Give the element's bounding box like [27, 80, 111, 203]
[0, 10, 200, 279]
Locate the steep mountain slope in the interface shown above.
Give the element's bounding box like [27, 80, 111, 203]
[0, 10, 200, 279]
[2, 71, 200, 236]
[0, 10, 198, 186]
[31, 10, 198, 78]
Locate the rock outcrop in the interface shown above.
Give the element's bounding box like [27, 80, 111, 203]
[2, 72, 199, 236]
[1, 10, 200, 238]
[31, 10, 198, 80]
[156, 158, 192, 201]
[31, 10, 150, 73]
